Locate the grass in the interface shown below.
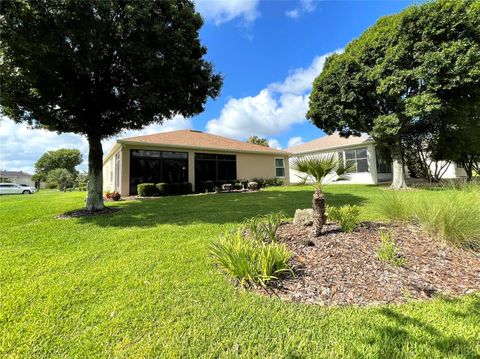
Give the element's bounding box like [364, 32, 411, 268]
[1, 185, 479, 357]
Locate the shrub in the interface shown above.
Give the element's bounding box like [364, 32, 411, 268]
[234, 182, 243, 190]
[415, 191, 480, 249]
[156, 182, 169, 196]
[104, 191, 121, 201]
[210, 229, 293, 287]
[327, 205, 361, 233]
[155, 182, 192, 196]
[243, 211, 285, 243]
[137, 183, 159, 197]
[251, 177, 265, 188]
[376, 231, 406, 267]
[373, 191, 414, 222]
[247, 181, 258, 191]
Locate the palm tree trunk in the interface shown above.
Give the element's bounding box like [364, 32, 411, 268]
[312, 187, 326, 236]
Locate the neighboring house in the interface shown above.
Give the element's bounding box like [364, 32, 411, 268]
[0, 170, 46, 188]
[288, 133, 466, 185]
[103, 129, 290, 195]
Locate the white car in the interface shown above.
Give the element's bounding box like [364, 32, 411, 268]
[0, 183, 36, 195]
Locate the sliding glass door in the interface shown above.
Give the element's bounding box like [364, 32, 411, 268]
[129, 150, 188, 194]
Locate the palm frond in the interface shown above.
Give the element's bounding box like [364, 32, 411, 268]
[291, 154, 338, 185]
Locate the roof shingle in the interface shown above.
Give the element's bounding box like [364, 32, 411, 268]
[120, 130, 290, 155]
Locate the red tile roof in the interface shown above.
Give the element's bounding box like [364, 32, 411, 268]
[120, 130, 290, 155]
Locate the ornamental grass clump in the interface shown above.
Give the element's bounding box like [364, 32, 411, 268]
[373, 191, 414, 222]
[415, 191, 480, 249]
[327, 205, 361, 232]
[210, 229, 292, 287]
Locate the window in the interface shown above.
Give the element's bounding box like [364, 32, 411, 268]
[195, 153, 237, 185]
[341, 147, 369, 173]
[275, 158, 286, 178]
[129, 150, 188, 194]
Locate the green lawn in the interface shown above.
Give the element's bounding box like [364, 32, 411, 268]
[1, 185, 479, 358]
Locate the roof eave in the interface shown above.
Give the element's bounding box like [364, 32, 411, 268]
[289, 139, 375, 155]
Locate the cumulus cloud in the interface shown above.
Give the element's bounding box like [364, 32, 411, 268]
[268, 139, 282, 150]
[287, 136, 304, 148]
[286, 0, 317, 19]
[195, 0, 260, 25]
[205, 50, 341, 140]
[0, 116, 191, 173]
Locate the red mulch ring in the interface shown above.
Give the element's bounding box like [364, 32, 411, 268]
[264, 222, 480, 306]
[56, 207, 120, 219]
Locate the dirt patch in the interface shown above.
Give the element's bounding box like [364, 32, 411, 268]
[56, 207, 120, 219]
[264, 222, 480, 306]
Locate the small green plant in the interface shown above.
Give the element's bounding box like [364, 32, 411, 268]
[327, 205, 361, 233]
[243, 211, 285, 242]
[376, 231, 406, 267]
[210, 229, 293, 287]
[373, 191, 414, 222]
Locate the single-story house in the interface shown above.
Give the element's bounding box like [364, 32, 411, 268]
[103, 129, 290, 195]
[0, 170, 46, 188]
[287, 133, 467, 185]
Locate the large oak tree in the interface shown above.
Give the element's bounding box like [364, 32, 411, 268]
[307, 0, 480, 188]
[0, 0, 222, 210]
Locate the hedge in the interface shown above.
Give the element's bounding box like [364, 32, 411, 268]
[137, 183, 159, 197]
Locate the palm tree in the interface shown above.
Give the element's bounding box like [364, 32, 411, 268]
[291, 154, 352, 236]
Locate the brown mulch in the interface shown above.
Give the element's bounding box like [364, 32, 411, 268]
[56, 207, 120, 219]
[266, 222, 480, 306]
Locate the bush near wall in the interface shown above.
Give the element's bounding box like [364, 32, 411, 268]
[155, 182, 193, 196]
[251, 177, 284, 188]
[137, 183, 159, 197]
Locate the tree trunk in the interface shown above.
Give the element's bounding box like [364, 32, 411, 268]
[86, 135, 105, 211]
[312, 187, 327, 236]
[390, 143, 407, 189]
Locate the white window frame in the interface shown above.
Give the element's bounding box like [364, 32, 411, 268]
[338, 147, 369, 173]
[274, 158, 286, 178]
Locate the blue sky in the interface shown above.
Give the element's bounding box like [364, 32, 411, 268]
[0, 0, 418, 172]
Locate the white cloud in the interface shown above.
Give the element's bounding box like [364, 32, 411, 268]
[195, 0, 260, 25]
[268, 139, 282, 150]
[285, 9, 300, 19]
[0, 116, 191, 173]
[286, 0, 317, 19]
[205, 50, 341, 140]
[287, 136, 304, 148]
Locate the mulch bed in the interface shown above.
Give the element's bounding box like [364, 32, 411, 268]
[56, 207, 120, 219]
[264, 222, 480, 306]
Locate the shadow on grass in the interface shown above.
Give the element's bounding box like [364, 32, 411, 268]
[368, 295, 480, 358]
[77, 188, 366, 228]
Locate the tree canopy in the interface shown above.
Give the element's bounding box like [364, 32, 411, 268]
[246, 136, 269, 147]
[34, 148, 82, 181]
[0, 0, 222, 210]
[307, 0, 480, 188]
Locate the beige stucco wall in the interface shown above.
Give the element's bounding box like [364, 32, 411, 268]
[103, 143, 290, 196]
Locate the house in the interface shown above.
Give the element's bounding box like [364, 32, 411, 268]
[288, 133, 467, 185]
[103, 129, 290, 195]
[0, 170, 45, 188]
